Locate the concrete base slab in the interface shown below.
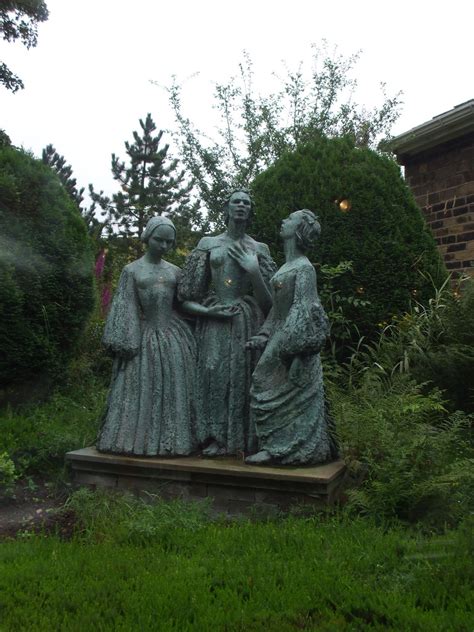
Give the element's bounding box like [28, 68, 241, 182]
[66, 447, 346, 515]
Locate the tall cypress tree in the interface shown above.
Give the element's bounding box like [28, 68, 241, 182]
[99, 114, 196, 240]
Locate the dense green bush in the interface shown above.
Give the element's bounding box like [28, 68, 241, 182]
[0, 146, 95, 390]
[344, 275, 474, 412]
[251, 136, 445, 347]
[0, 383, 106, 478]
[331, 375, 474, 526]
[325, 275, 474, 525]
[410, 277, 474, 412]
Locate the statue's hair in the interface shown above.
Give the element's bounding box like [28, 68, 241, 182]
[141, 216, 177, 247]
[223, 188, 254, 227]
[295, 209, 321, 253]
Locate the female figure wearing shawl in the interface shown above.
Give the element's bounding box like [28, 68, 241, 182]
[178, 190, 276, 456]
[97, 217, 197, 456]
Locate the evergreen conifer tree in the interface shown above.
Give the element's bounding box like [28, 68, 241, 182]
[42, 144, 107, 238]
[95, 114, 197, 242]
[42, 144, 84, 208]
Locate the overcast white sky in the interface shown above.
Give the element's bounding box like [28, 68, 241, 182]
[1, 0, 473, 198]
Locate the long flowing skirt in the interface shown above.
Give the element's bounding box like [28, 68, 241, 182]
[97, 316, 196, 456]
[251, 326, 332, 465]
[194, 295, 264, 454]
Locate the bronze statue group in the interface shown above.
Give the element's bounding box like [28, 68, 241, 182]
[97, 190, 337, 466]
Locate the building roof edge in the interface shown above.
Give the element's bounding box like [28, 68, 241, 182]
[391, 100, 474, 160]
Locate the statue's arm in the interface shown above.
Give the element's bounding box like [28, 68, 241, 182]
[181, 300, 237, 319]
[246, 307, 276, 351]
[255, 245, 278, 314]
[177, 245, 210, 303]
[177, 244, 237, 319]
[228, 242, 275, 315]
[102, 266, 141, 358]
[279, 265, 329, 360]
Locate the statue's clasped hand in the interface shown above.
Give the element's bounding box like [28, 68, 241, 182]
[228, 243, 259, 273]
[206, 303, 239, 319]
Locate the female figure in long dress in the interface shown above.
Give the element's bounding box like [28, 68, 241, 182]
[178, 190, 276, 456]
[244, 210, 337, 466]
[97, 217, 197, 456]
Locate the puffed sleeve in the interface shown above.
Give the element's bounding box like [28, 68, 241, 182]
[279, 265, 329, 359]
[177, 248, 210, 302]
[102, 266, 141, 357]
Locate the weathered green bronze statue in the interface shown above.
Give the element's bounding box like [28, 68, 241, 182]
[96, 205, 335, 466]
[245, 210, 337, 465]
[97, 217, 197, 456]
[178, 190, 276, 456]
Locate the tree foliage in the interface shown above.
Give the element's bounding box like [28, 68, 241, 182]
[90, 114, 199, 246]
[1, 0, 49, 92]
[41, 144, 107, 239]
[250, 136, 445, 347]
[165, 44, 403, 225]
[0, 144, 94, 388]
[0, 128, 12, 147]
[42, 144, 84, 208]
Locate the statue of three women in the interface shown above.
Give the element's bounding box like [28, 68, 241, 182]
[97, 190, 337, 466]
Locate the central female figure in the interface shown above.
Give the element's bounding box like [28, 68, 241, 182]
[179, 190, 276, 456]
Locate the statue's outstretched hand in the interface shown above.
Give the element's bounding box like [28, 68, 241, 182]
[246, 334, 268, 351]
[228, 242, 259, 274]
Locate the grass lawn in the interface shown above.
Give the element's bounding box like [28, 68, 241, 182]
[1, 509, 473, 631]
[1, 375, 473, 631]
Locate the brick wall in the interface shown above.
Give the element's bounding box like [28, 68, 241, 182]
[403, 132, 474, 276]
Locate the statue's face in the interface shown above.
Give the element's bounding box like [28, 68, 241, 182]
[227, 191, 252, 223]
[280, 211, 303, 239]
[148, 224, 175, 257]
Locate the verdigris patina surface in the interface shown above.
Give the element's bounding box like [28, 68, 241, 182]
[245, 210, 337, 465]
[178, 190, 276, 456]
[94, 205, 336, 467]
[97, 217, 197, 456]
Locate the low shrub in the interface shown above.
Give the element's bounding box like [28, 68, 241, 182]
[341, 274, 474, 412]
[331, 373, 474, 527]
[0, 451, 18, 499]
[0, 382, 106, 479]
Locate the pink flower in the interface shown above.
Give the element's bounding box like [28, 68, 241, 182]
[95, 249, 106, 279]
[101, 284, 112, 314]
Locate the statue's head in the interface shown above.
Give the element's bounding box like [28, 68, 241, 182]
[280, 209, 320, 253]
[223, 189, 254, 227]
[141, 216, 177, 255]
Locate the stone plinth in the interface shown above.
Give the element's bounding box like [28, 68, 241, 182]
[66, 447, 346, 515]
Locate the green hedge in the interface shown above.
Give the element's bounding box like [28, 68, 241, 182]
[251, 136, 445, 341]
[0, 146, 94, 388]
